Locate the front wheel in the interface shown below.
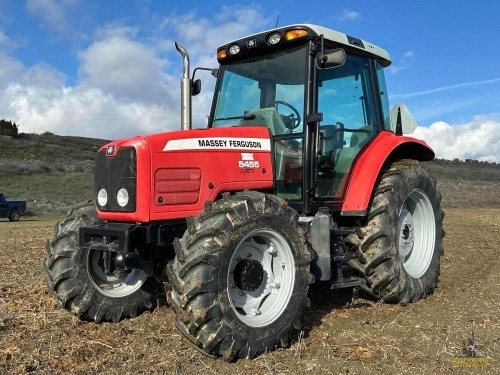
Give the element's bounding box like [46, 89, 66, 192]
[347, 160, 444, 303]
[167, 191, 314, 360]
[44, 203, 163, 322]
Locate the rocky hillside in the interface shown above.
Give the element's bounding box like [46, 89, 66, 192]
[0, 133, 498, 215]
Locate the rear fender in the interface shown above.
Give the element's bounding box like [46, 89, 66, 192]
[341, 131, 434, 216]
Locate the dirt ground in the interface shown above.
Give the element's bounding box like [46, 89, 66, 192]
[0, 208, 498, 374]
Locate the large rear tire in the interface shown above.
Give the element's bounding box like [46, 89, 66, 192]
[44, 202, 163, 322]
[167, 191, 314, 361]
[347, 160, 444, 303]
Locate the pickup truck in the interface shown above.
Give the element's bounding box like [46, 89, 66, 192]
[0, 193, 26, 221]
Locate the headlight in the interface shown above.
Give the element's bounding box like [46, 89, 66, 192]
[117, 188, 129, 207]
[267, 32, 281, 45]
[228, 44, 240, 55]
[97, 189, 108, 206]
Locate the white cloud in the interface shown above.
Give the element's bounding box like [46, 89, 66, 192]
[77, 32, 174, 104]
[22, 63, 66, 88]
[0, 53, 24, 86]
[412, 115, 500, 162]
[388, 50, 415, 74]
[392, 77, 500, 99]
[0, 5, 269, 138]
[5, 83, 178, 138]
[26, 0, 84, 39]
[339, 9, 361, 21]
[0, 30, 13, 47]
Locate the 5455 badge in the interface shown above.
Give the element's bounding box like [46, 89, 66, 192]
[239, 153, 260, 169]
[239, 153, 260, 174]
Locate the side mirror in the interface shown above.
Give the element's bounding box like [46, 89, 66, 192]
[191, 79, 201, 96]
[316, 48, 346, 69]
[390, 103, 417, 135]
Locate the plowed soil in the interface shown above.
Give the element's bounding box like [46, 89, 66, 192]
[1, 208, 498, 374]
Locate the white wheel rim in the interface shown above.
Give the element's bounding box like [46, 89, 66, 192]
[397, 189, 436, 278]
[88, 250, 148, 297]
[227, 229, 295, 327]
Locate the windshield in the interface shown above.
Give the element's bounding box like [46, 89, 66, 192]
[211, 46, 307, 135]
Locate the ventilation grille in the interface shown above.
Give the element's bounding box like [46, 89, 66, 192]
[155, 168, 201, 206]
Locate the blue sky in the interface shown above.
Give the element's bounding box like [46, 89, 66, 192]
[0, 0, 499, 161]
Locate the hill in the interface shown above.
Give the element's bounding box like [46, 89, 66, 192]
[0, 133, 108, 215]
[0, 133, 499, 215]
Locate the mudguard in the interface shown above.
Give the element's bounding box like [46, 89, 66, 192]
[341, 131, 434, 216]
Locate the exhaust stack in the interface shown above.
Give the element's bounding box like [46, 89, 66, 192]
[175, 42, 191, 131]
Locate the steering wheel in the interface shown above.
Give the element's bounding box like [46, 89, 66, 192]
[274, 100, 301, 130]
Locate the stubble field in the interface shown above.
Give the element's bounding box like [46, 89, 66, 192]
[0, 208, 498, 374]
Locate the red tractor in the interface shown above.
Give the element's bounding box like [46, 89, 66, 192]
[45, 24, 443, 361]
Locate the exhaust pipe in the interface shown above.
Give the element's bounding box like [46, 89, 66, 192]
[175, 42, 191, 131]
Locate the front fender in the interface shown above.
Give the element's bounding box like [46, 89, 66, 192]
[341, 131, 434, 216]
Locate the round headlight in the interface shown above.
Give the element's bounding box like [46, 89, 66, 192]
[228, 44, 240, 55]
[97, 189, 108, 206]
[117, 188, 129, 207]
[267, 32, 281, 45]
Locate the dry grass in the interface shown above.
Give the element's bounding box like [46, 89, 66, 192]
[1, 209, 498, 374]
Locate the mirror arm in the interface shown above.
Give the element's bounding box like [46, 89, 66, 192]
[192, 67, 218, 81]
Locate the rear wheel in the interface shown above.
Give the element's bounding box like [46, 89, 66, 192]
[347, 160, 444, 303]
[44, 202, 163, 322]
[167, 191, 313, 360]
[9, 209, 20, 222]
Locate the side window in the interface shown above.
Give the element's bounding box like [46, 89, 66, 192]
[376, 62, 390, 130]
[316, 54, 377, 199]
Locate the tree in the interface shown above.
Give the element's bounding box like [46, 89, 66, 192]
[0, 119, 19, 137]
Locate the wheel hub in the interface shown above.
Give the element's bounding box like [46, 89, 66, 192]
[227, 229, 296, 327]
[233, 259, 264, 291]
[88, 249, 148, 297]
[398, 205, 415, 259]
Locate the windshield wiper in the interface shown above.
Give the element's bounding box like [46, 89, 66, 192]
[213, 113, 256, 121]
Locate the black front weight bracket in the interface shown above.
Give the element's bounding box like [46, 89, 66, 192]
[80, 223, 154, 275]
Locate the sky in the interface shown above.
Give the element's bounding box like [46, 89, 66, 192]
[0, 0, 499, 162]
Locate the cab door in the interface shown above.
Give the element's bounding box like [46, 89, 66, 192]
[315, 53, 379, 201]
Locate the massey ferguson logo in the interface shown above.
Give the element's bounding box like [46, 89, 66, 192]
[106, 145, 115, 156]
[246, 39, 257, 48]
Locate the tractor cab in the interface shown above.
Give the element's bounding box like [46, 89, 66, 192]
[210, 25, 392, 212]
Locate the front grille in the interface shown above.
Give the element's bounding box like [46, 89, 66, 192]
[95, 147, 137, 212]
[155, 168, 201, 206]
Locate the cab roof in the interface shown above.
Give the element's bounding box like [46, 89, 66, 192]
[217, 24, 391, 67]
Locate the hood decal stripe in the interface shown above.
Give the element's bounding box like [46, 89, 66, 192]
[163, 137, 271, 151]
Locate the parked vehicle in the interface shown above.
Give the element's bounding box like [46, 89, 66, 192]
[45, 24, 443, 361]
[0, 193, 26, 221]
